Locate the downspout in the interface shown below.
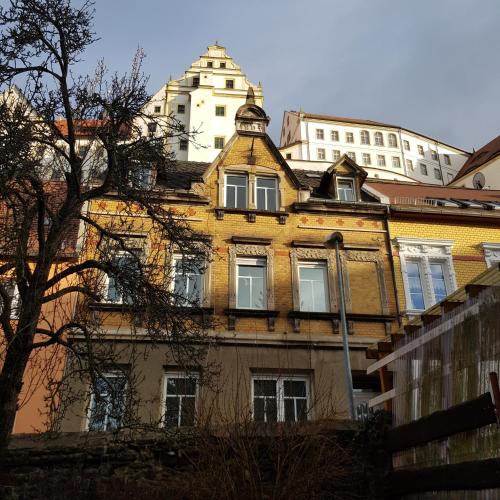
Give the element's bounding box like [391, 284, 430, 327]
[384, 205, 402, 327]
[436, 141, 445, 186]
[303, 114, 311, 161]
[398, 128, 408, 177]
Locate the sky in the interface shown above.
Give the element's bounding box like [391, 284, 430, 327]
[57, 0, 500, 151]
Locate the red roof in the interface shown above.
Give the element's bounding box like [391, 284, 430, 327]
[54, 119, 106, 137]
[366, 179, 500, 203]
[453, 134, 500, 181]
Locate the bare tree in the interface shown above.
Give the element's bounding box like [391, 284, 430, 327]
[0, 0, 211, 450]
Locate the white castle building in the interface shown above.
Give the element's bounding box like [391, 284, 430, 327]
[143, 44, 263, 163]
[279, 111, 470, 185]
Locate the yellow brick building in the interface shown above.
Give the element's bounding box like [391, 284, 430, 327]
[60, 102, 400, 431]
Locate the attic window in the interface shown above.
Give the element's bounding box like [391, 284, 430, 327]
[337, 178, 356, 202]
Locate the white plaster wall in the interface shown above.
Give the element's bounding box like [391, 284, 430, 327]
[450, 156, 500, 190]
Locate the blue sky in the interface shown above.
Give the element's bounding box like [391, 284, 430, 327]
[74, 1, 500, 150]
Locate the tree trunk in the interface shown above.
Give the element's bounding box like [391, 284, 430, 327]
[0, 329, 34, 452]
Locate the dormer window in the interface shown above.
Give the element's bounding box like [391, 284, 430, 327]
[225, 174, 248, 208]
[256, 177, 278, 211]
[337, 178, 356, 202]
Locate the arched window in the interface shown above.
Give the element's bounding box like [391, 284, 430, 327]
[388, 133, 398, 148]
[360, 130, 370, 145]
[374, 132, 384, 146]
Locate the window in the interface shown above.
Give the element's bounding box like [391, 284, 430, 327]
[374, 132, 384, 146]
[345, 132, 354, 143]
[253, 375, 309, 423]
[286, 153, 292, 159]
[431, 149, 438, 161]
[163, 373, 198, 427]
[225, 174, 247, 209]
[298, 262, 329, 312]
[220, 62, 226, 69]
[215, 105, 225, 117]
[173, 256, 204, 306]
[225, 79, 234, 89]
[237, 258, 266, 309]
[388, 133, 398, 148]
[332, 150, 341, 161]
[346, 151, 356, 162]
[447, 173, 454, 183]
[87, 372, 127, 431]
[106, 252, 141, 304]
[337, 178, 355, 201]
[434, 168, 442, 180]
[397, 238, 456, 312]
[403, 140, 410, 151]
[192, 76, 200, 87]
[317, 147, 326, 160]
[430, 263, 447, 302]
[256, 177, 278, 211]
[362, 153, 371, 166]
[377, 155, 386, 167]
[0, 281, 20, 319]
[207, 61, 213, 68]
[316, 128, 324, 140]
[154, 105, 161, 114]
[420, 163, 428, 175]
[481, 243, 500, 268]
[392, 157, 401, 168]
[214, 136, 225, 149]
[179, 139, 188, 151]
[417, 145, 424, 156]
[406, 159, 413, 171]
[147, 122, 157, 137]
[443, 154, 451, 165]
[360, 130, 370, 145]
[331, 130, 339, 141]
[406, 262, 425, 310]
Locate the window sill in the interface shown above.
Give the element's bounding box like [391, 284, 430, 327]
[89, 302, 214, 316]
[224, 308, 280, 332]
[288, 310, 395, 334]
[215, 208, 288, 224]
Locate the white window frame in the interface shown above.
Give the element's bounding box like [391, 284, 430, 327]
[377, 155, 386, 167]
[347, 151, 356, 162]
[317, 147, 326, 160]
[388, 133, 398, 148]
[171, 254, 204, 306]
[392, 157, 401, 168]
[332, 150, 341, 161]
[403, 140, 410, 151]
[161, 371, 199, 427]
[443, 154, 451, 165]
[331, 130, 339, 141]
[255, 176, 279, 211]
[420, 163, 428, 176]
[362, 153, 371, 166]
[105, 250, 142, 304]
[397, 238, 456, 315]
[481, 243, 500, 268]
[315, 128, 324, 140]
[345, 132, 354, 144]
[374, 132, 384, 147]
[417, 145, 424, 156]
[336, 177, 356, 202]
[224, 173, 248, 209]
[215, 105, 226, 117]
[360, 130, 370, 145]
[86, 371, 127, 432]
[406, 159, 413, 171]
[298, 261, 330, 312]
[251, 374, 310, 423]
[236, 257, 267, 310]
[214, 136, 225, 149]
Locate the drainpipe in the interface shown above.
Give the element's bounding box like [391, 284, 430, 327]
[436, 141, 445, 186]
[326, 231, 355, 420]
[303, 115, 311, 161]
[384, 205, 402, 327]
[398, 128, 408, 177]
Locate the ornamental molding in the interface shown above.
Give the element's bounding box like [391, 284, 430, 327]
[229, 244, 270, 257]
[292, 247, 330, 260]
[396, 237, 454, 256]
[344, 249, 383, 263]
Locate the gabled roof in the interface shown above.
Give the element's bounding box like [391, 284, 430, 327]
[453, 134, 500, 181]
